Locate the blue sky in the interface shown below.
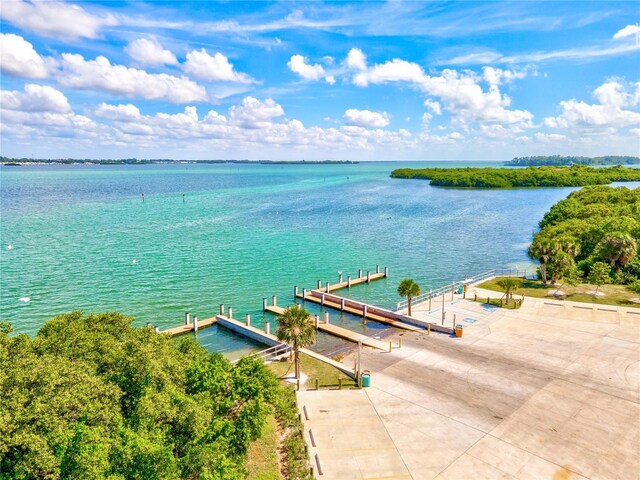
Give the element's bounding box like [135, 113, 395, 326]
[0, 0, 639, 160]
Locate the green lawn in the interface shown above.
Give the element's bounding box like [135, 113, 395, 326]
[477, 277, 639, 307]
[245, 414, 280, 480]
[268, 352, 357, 390]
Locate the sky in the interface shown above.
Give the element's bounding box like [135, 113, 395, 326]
[0, 0, 639, 161]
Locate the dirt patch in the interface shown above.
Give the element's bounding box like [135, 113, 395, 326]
[587, 291, 606, 297]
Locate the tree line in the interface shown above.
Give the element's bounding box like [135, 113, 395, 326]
[528, 186, 640, 293]
[390, 165, 640, 188]
[506, 155, 639, 167]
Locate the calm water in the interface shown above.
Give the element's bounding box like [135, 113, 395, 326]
[2, 162, 636, 356]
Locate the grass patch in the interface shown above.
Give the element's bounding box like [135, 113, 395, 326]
[268, 352, 357, 390]
[477, 277, 639, 307]
[246, 414, 280, 480]
[469, 296, 522, 309]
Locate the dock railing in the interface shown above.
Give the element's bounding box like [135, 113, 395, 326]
[231, 343, 291, 365]
[394, 268, 536, 311]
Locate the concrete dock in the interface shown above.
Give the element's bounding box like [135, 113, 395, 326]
[162, 316, 217, 336]
[265, 301, 392, 352]
[297, 289, 451, 333]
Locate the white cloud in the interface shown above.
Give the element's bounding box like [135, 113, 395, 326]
[287, 54, 335, 84]
[229, 96, 284, 128]
[424, 100, 442, 115]
[1, 84, 70, 112]
[613, 24, 640, 40]
[183, 49, 255, 83]
[544, 80, 640, 131]
[0, 34, 57, 79]
[353, 58, 425, 87]
[288, 54, 324, 80]
[344, 109, 390, 128]
[345, 48, 367, 71]
[347, 51, 533, 129]
[534, 133, 567, 142]
[125, 37, 178, 66]
[57, 53, 208, 103]
[0, 0, 117, 40]
[95, 103, 141, 121]
[593, 80, 639, 108]
[482, 66, 529, 86]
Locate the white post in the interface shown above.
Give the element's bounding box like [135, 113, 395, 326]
[363, 305, 367, 317]
[314, 315, 319, 328]
[302, 288, 307, 299]
[146, 322, 152, 328]
[262, 298, 267, 311]
[154, 326, 160, 333]
[185, 312, 190, 325]
[245, 314, 251, 326]
[347, 276, 352, 288]
[384, 266, 388, 277]
[317, 280, 322, 289]
[453, 314, 456, 329]
[228, 308, 233, 319]
[294, 286, 299, 297]
[338, 273, 343, 284]
[321, 294, 325, 306]
[193, 316, 199, 332]
[220, 304, 225, 315]
[358, 269, 362, 278]
[376, 264, 380, 274]
[340, 298, 345, 311]
[325, 282, 330, 293]
[442, 294, 445, 324]
[265, 322, 270, 335]
[272, 295, 277, 307]
[324, 312, 329, 324]
[357, 341, 362, 381]
[367, 271, 371, 283]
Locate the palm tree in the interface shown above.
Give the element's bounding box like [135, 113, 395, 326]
[397, 279, 421, 316]
[496, 278, 520, 303]
[276, 305, 316, 380]
[549, 250, 573, 284]
[529, 236, 554, 284]
[597, 233, 638, 271]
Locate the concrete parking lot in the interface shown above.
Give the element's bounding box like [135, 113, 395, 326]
[298, 295, 640, 479]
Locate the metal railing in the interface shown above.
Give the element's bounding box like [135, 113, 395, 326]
[231, 343, 291, 364]
[395, 268, 536, 311]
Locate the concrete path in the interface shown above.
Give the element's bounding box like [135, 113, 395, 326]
[301, 295, 640, 479]
[297, 389, 412, 480]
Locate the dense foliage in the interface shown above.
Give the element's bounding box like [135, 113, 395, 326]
[528, 186, 640, 290]
[390, 165, 640, 188]
[506, 155, 639, 167]
[0, 311, 304, 480]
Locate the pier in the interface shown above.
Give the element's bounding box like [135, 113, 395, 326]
[264, 300, 393, 351]
[162, 307, 356, 379]
[297, 289, 452, 333]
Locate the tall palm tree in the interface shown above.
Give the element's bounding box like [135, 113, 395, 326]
[397, 279, 421, 316]
[557, 235, 581, 259]
[597, 233, 638, 271]
[276, 305, 316, 380]
[549, 250, 573, 284]
[529, 236, 554, 284]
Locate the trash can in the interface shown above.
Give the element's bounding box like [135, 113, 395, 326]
[361, 370, 371, 388]
[456, 286, 464, 294]
[455, 325, 464, 338]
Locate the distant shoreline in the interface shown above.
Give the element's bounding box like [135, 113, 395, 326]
[1, 159, 359, 166]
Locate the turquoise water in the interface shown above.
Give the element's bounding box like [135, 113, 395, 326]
[2, 162, 636, 355]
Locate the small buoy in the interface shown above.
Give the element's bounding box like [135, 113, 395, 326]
[132, 259, 137, 264]
[19, 297, 30, 303]
[7, 244, 13, 250]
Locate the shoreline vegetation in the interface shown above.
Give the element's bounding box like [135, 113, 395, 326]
[505, 155, 639, 167]
[390, 165, 640, 188]
[0, 156, 357, 166]
[0, 313, 312, 480]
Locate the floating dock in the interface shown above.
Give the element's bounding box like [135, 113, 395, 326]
[264, 301, 392, 351]
[161, 307, 356, 379]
